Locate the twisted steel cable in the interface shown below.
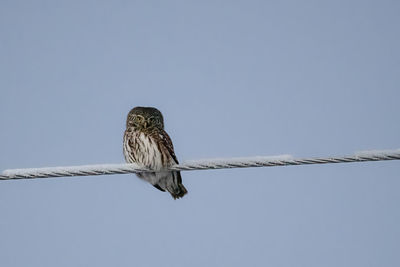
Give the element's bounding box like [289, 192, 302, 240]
[1, 149, 399, 180]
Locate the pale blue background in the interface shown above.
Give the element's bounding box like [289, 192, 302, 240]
[1, 1, 399, 266]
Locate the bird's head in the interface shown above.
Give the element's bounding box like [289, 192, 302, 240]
[126, 106, 164, 130]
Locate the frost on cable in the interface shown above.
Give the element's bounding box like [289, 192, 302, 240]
[1, 150, 400, 180]
[355, 149, 400, 157]
[183, 154, 294, 166]
[2, 163, 146, 177]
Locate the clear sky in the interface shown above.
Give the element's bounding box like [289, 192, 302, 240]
[1, 1, 399, 266]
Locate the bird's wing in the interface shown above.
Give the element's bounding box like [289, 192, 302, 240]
[151, 128, 186, 198]
[151, 129, 179, 164]
[152, 129, 179, 164]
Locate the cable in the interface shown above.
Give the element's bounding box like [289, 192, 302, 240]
[1, 149, 399, 180]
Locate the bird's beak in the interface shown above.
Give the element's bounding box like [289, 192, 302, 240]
[144, 122, 148, 128]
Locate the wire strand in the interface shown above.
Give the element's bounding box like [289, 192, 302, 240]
[1, 149, 399, 180]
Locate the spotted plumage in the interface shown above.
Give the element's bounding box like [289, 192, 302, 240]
[123, 107, 187, 199]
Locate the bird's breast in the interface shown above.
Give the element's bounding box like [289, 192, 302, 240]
[124, 131, 165, 170]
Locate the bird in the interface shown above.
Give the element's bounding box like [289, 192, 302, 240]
[123, 106, 187, 199]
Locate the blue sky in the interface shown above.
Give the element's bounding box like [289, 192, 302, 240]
[1, 1, 399, 266]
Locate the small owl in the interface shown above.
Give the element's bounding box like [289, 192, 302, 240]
[123, 106, 187, 199]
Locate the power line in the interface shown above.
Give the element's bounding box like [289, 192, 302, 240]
[1, 149, 399, 180]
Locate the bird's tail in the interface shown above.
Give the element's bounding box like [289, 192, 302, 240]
[167, 171, 188, 199]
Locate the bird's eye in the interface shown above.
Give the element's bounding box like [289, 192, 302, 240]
[132, 116, 140, 123]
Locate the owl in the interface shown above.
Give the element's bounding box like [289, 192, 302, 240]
[123, 106, 187, 199]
